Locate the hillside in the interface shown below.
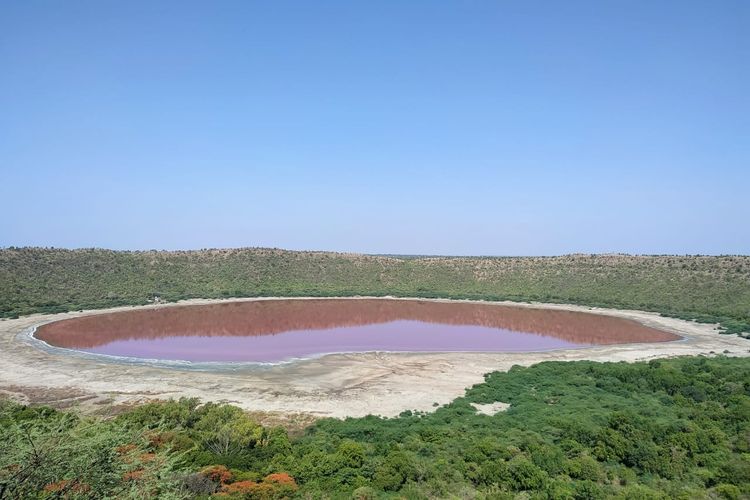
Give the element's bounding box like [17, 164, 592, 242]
[1, 247, 748, 334]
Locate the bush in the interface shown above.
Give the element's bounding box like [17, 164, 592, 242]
[2, 356, 750, 497]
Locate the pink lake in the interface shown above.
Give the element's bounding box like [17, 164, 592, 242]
[34, 299, 680, 363]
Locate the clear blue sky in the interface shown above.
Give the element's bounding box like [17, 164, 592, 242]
[1, 1, 748, 255]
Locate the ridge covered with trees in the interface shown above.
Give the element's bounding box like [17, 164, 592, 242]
[1, 247, 749, 335]
[1, 356, 749, 498]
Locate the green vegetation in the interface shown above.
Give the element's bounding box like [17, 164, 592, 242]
[1, 247, 749, 335]
[2, 356, 749, 498]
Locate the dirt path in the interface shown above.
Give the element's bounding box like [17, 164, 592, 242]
[1, 297, 748, 418]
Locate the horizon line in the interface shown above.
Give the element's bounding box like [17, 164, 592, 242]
[1, 246, 748, 259]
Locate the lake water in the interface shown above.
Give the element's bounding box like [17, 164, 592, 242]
[34, 299, 680, 363]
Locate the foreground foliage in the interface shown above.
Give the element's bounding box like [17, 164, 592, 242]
[2, 356, 749, 498]
[1, 247, 749, 335]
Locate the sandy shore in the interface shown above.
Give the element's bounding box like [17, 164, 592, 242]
[1, 297, 748, 418]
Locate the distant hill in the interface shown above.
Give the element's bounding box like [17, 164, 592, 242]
[1, 247, 748, 335]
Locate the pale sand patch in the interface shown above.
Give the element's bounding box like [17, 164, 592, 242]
[0, 297, 748, 418]
[471, 402, 510, 416]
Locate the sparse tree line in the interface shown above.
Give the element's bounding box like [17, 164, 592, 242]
[1, 247, 749, 336]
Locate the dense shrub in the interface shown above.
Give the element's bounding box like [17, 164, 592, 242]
[1, 356, 749, 498]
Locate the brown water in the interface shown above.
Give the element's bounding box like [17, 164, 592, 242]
[34, 299, 680, 363]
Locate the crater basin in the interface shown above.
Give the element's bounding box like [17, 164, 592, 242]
[34, 299, 680, 363]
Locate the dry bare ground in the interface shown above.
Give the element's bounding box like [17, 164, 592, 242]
[0, 297, 748, 418]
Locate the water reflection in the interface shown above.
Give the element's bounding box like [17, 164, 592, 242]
[35, 299, 679, 362]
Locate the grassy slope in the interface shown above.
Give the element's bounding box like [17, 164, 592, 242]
[1, 247, 749, 333]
